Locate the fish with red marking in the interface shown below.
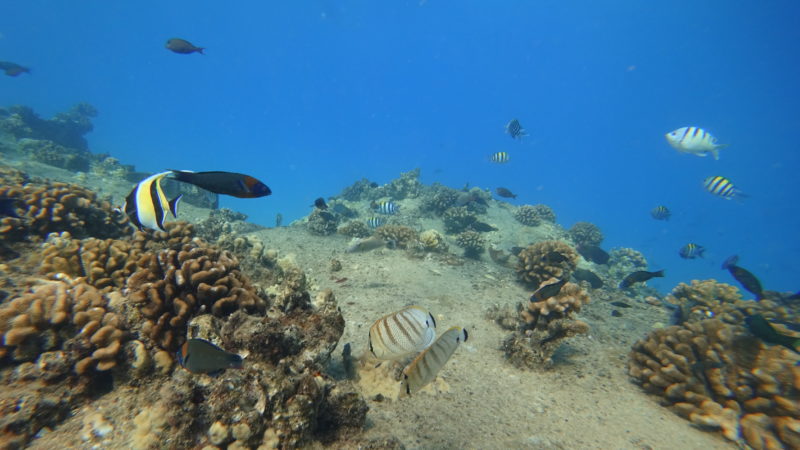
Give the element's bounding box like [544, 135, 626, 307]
[170, 170, 271, 198]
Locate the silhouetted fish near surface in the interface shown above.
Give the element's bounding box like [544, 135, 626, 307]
[0, 61, 30, 77]
[679, 243, 705, 259]
[650, 205, 671, 221]
[0, 197, 20, 218]
[530, 278, 567, 302]
[745, 315, 800, 353]
[177, 338, 243, 375]
[721, 255, 763, 300]
[170, 170, 270, 198]
[166, 38, 204, 55]
[577, 244, 610, 265]
[123, 172, 182, 232]
[505, 119, 526, 139]
[495, 187, 517, 199]
[619, 270, 664, 288]
[704, 176, 746, 200]
[313, 197, 328, 209]
[572, 268, 603, 289]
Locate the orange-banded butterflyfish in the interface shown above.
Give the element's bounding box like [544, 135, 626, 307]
[400, 326, 468, 396]
[177, 338, 243, 375]
[170, 170, 271, 198]
[123, 171, 182, 232]
[368, 305, 436, 360]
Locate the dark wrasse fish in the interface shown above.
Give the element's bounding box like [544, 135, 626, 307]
[679, 243, 705, 259]
[505, 119, 526, 139]
[722, 255, 763, 300]
[313, 197, 328, 209]
[0, 61, 30, 77]
[495, 187, 517, 199]
[745, 315, 800, 353]
[123, 172, 182, 232]
[165, 38, 204, 55]
[530, 278, 567, 302]
[177, 338, 243, 375]
[577, 244, 610, 265]
[170, 170, 271, 198]
[572, 268, 603, 289]
[0, 197, 20, 218]
[650, 205, 671, 221]
[619, 270, 664, 288]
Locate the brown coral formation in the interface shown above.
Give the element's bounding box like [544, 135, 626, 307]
[516, 240, 579, 288]
[628, 319, 800, 448]
[338, 220, 371, 238]
[442, 206, 477, 233]
[567, 221, 603, 247]
[373, 225, 419, 249]
[513, 204, 555, 226]
[126, 242, 266, 351]
[455, 230, 485, 258]
[307, 209, 339, 235]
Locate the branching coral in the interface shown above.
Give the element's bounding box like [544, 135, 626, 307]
[513, 204, 555, 226]
[442, 206, 477, 234]
[515, 240, 579, 288]
[421, 187, 459, 216]
[373, 225, 418, 250]
[567, 221, 604, 247]
[337, 220, 371, 238]
[384, 168, 422, 200]
[455, 230, 485, 258]
[419, 229, 448, 253]
[628, 319, 800, 448]
[307, 209, 339, 236]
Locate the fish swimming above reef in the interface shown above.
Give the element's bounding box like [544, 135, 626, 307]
[619, 270, 664, 288]
[123, 171, 182, 232]
[313, 197, 328, 209]
[505, 119, 526, 139]
[0, 61, 30, 77]
[745, 315, 800, 353]
[165, 38, 205, 55]
[366, 216, 385, 228]
[372, 200, 398, 215]
[530, 278, 567, 302]
[346, 236, 385, 253]
[650, 205, 671, 221]
[703, 176, 745, 200]
[577, 244, 610, 265]
[400, 326, 468, 396]
[495, 187, 517, 199]
[679, 243, 705, 259]
[170, 170, 271, 198]
[490, 151, 510, 164]
[177, 338, 243, 375]
[722, 255, 763, 300]
[0, 197, 20, 218]
[368, 305, 436, 360]
[665, 126, 727, 160]
[571, 268, 603, 289]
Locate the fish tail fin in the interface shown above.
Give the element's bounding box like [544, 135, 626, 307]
[198, 48, 205, 55]
[698, 247, 706, 258]
[711, 148, 720, 160]
[654, 270, 665, 278]
[228, 354, 243, 369]
[169, 194, 182, 218]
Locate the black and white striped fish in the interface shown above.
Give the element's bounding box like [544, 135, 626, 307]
[366, 216, 385, 228]
[650, 205, 671, 221]
[400, 326, 468, 396]
[374, 200, 399, 215]
[505, 119, 526, 139]
[490, 151, 509, 164]
[368, 306, 436, 360]
[703, 176, 745, 200]
[123, 171, 182, 232]
[665, 127, 727, 160]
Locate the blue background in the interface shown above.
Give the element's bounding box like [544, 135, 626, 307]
[1, 1, 798, 294]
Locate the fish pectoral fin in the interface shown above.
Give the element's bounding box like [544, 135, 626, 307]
[169, 194, 183, 218]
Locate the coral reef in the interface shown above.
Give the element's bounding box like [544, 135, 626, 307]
[384, 168, 422, 200]
[628, 318, 800, 448]
[567, 221, 604, 247]
[307, 209, 339, 236]
[421, 185, 459, 216]
[374, 225, 419, 250]
[514, 204, 556, 226]
[419, 229, 448, 253]
[0, 103, 97, 151]
[89, 155, 129, 178]
[338, 178, 380, 202]
[455, 230, 485, 258]
[516, 240, 579, 288]
[338, 220, 371, 238]
[442, 206, 477, 234]
[21, 139, 92, 172]
[608, 247, 649, 285]
[193, 208, 260, 243]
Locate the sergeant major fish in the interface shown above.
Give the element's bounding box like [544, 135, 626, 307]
[665, 126, 727, 160]
[400, 326, 468, 396]
[123, 171, 182, 232]
[366, 216, 385, 228]
[650, 205, 671, 221]
[490, 151, 510, 164]
[704, 176, 745, 200]
[368, 306, 436, 360]
[679, 243, 705, 259]
[373, 200, 398, 215]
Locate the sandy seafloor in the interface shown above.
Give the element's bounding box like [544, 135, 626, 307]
[2, 154, 734, 450]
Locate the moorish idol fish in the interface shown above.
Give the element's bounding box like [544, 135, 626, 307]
[177, 338, 243, 375]
[123, 171, 182, 232]
[368, 305, 436, 361]
[170, 170, 271, 198]
[400, 326, 468, 396]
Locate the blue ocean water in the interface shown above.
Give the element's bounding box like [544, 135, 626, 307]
[1, 1, 798, 294]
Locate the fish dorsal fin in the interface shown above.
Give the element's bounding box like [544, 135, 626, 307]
[169, 194, 183, 218]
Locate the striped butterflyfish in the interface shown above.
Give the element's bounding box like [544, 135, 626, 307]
[400, 326, 468, 396]
[703, 176, 745, 200]
[490, 151, 509, 164]
[123, 171, 182, 232]
[505, 118, 526, 139]
[665, 126, 727, 160]
[368, 305, 436, 360]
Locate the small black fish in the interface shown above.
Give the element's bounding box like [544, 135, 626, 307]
[505, 119, 526, 139]
[470, 221, 498, 232]
[611, 310, 622, 317]
[530, 278, 567, 302]
[166, 38, 204, 55]
[619, 270, 665, 288]
[577, 244, 610, 265]
[177, 338, 243, 375]
[572, 268, 603, 289]
[650, 205, 671, 221]
[313, 197, 328, 209]
[170, 170, 271, 198]
[495, 187, 517, 199]
[721, 255, 763, 300]
[745, 314, 800, 353]
[610, 301, 631, 308]
[510, 246, 525, 257]
[0, 197, 20, 218]
[670, 304, 688, 325]
[0, 61, 30, 77]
